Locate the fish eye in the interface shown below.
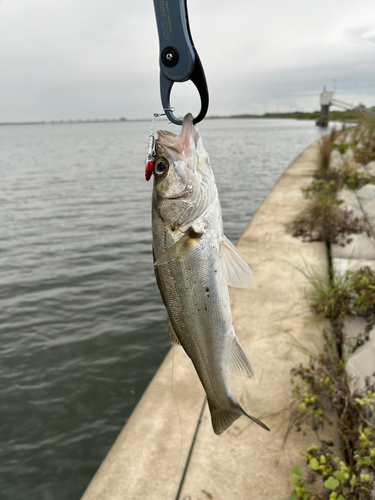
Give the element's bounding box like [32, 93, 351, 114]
[154, 160, 168, 176]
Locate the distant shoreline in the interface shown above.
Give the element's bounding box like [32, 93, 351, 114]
[0, 110, 359, 126]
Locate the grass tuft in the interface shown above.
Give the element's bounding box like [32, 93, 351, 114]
[318, 135, 333, 173]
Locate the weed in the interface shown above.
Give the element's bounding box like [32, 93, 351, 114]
[305, 266, 375, 326]
[330, 127, 339, 144]
[293, 135, 373, 243]
[347, 267, 375, 323]
[292, 202, 369, 244]
[331, 143, 352, 155]
[288, 117, 375, 500]
[289, 342, 375, 499]
[340, 159, 375, 190]
[318, 136, 333, 173]
[303, 180, 341, 200]
[354, 146, 375, 166]
[306, 270, 352, 322]
[290, 437, 375, 500]
[288, 266, 375, 500]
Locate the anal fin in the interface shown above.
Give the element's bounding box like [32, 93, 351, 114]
[228, 328, 255, 380]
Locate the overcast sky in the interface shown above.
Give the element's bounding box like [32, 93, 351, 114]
[0, 0, 374, 122]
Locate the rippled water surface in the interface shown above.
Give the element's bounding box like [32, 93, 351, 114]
[0, 119, 332, 499]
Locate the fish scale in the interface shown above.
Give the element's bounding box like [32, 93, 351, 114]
[158, 227, 231, 405]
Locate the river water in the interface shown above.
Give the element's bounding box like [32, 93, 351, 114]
[0, 118, 334, 499]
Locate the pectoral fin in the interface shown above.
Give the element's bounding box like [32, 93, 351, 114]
[154, 228, 203, 267]
[168, 316, 181, 345]
[220, 236, 254, 288]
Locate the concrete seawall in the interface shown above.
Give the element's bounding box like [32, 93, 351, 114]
[81, 140, 330, 500]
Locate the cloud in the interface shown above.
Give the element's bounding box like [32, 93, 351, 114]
[0, 0, 374, 121]
[346, 26, 375, 44]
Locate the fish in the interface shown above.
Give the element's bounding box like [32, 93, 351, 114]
[146, 113, 269, 435]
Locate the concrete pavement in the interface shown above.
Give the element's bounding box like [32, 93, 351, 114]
[81, 140, 331, 500]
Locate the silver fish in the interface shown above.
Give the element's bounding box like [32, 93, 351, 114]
[147, 113, 269, 435]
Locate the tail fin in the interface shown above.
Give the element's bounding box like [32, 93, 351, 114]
[209, 404, 242, 435]
[208, 397, 270, 435]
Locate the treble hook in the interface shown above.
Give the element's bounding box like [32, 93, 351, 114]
[153, 0, 209, 125]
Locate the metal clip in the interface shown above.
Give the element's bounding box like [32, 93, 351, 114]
[145, 109, 175, 181]
[153, 0, 209, 125]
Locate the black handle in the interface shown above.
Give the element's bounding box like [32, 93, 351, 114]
[153, 0, 209, 125]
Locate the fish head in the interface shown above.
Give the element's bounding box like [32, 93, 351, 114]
[150, 113, 214, 230]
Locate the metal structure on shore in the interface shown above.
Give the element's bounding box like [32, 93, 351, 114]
[316, 86, 374, 127]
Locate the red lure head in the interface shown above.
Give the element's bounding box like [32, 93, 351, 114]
[145, 160, 154, 181]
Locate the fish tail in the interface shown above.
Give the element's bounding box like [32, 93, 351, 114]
[208, 396, 270, 435]
[208, 401, 242, 435]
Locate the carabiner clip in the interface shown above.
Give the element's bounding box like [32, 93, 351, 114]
[153, 0, 209, 125]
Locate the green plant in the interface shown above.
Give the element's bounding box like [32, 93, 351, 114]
[289, 464, 309, 500]
[293, 155, 371, 244]
[331, 143, 352, 155]
[289, 348, 375, 499]
[347, 267, 375, 322]
[303, 266, 375, 328]
[338, 158, 374, 190]
[289, 117, 375, 500]
[354, 146, 375, 166]
[309, 272, 352, 322]
[288, 266, 375, 499]
[318, 135, 333, 173]
[292, 200, 369, 244]
[290, 438, 375, 500]
[303, 180, 341, 200]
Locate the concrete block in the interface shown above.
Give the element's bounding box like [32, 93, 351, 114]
[362, 199, 375, 226]
[331, 233, 375, 260]
[356, 184, 375, 233]
[362, 199, 375, 214]
[356, 184, 375, 203]
[366, 213, 375, 231]
[336, 189, 363, 218]
[346, 332, 375, 392]
[332, 258, 375, 275]
[364, 161, 375, 176]
[343, 317, 368, 341]
[329, 150, 343, 169]
[355, 165, 368, 174]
